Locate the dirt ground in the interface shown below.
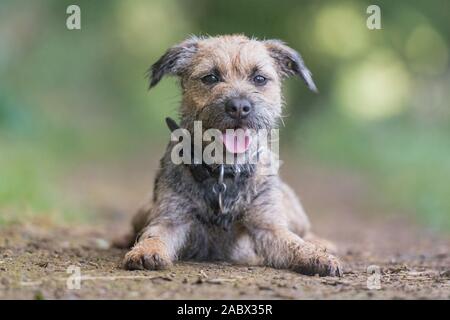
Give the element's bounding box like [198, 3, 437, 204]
[0, 156, 449, 299]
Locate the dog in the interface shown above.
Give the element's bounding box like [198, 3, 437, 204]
[118, 35, 342, 277]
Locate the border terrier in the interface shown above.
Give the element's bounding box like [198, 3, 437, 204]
[118, 35, 342, 276]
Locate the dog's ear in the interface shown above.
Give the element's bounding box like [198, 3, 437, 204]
[264, 39, 318, 93]
[148, 37, 199, 89]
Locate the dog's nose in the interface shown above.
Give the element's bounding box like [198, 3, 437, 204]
[225, 98, 252, 119]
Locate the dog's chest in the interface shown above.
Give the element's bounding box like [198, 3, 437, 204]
[194, 175, 255, 231]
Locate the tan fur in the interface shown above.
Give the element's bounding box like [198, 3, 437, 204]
[181, 36, 282, 129]
[119, 35, 342, 277]
[123, 237, 172, 270]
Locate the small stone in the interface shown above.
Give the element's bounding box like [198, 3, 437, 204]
[95, 238, 110, 250]
[257, 285, 273, 291]
[439, 270, 450, 278]
[194, 277, 204, 284]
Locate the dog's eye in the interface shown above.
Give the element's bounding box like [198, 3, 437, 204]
[253, 75, 267, 86]
[201, 74, 220, 85]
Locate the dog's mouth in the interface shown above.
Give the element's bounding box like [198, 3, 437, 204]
[220, 128, 252, 154]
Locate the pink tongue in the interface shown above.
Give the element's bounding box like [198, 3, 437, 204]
[222, 130, 252, 154]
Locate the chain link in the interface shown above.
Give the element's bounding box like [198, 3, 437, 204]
[212, 165, 227, 214]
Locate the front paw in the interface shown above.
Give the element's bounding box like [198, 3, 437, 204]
[295, 251, 343, 277]
[123, 238, 172, 270]
[314, 253, 343, 277]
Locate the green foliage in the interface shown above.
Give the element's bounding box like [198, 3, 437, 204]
[298, 110, 450, 231]
[0, 0, 449, 229]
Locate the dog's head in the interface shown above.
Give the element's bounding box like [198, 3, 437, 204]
[149, 35, 316, 154]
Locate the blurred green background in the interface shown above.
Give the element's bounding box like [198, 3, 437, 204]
[0, 0, 449, 230]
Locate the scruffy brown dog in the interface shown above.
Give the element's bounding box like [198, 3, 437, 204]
[119, 35, 342, 276]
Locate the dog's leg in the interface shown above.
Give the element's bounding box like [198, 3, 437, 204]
[122, 194, 192, 270]
[123, 222, 190, 270]
[246, 184, 342, 276]
[250, 226, 342, 276]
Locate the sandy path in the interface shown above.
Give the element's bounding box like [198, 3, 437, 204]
[0, 157, 449, 299]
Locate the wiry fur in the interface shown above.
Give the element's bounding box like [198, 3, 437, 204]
[120, 35, 342, 277]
